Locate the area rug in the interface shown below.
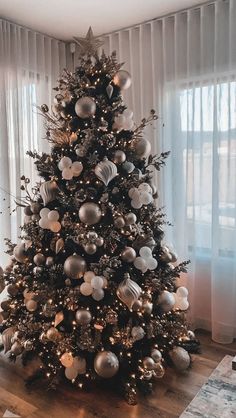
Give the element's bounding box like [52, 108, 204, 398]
[180, 355, 236, 418]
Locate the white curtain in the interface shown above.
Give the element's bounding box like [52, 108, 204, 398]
[0, 19, 66, 265]
[102, 0, 236, 343]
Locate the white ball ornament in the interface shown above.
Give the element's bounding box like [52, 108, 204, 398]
[80, 282, 93, 296]
[176, 298, 189, 311]
[50, 221, 61, 233]
[91, 276, 104, 289]
[48, 210, 59, 222]
[62, 167, 73, 180]
[140, 246, 152, 259]
[65, 366, 79, 381]
[128, 187, 139, 200]
[138, 183, 152, 193]
[40, 208, 50, 218]
[39, 218, 50, 229]
[134, 257, 147, 272]
[73, 356, 86, 374]
[131, 198, 142, 209]
[71, 161, 83, 177]
[140, 191, 153, 205]
[60, 352, 74, 368]
[145, 257, 158, 270]
[177, 287, 188, 298]
[92, 288, 104, 301]
[58, 156, 72, 170]
[84, 271, 95, 283]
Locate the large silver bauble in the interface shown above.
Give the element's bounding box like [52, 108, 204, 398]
[113, 70, 132, 90]
[121, 247, 136, 263]
[75, 97, 96, 119]
[94, 351, 119, 378]
[158, 290, 175, 312]
[169, 346, 191, 371]
[135, 138, 151, 159]
[64, 255, 87, 279]
[75, 309, 92, 325]
[79, 202, 102, 225]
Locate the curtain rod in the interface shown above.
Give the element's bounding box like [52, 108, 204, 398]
[100, 0, 227, 38]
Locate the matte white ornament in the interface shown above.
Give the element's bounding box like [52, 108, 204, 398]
[92, 288, 104, 301]
[94, 159, 117, 186]
[58, 156, 72, 170]
[80, 282, 93, 296]
[71, 161, 83, 177]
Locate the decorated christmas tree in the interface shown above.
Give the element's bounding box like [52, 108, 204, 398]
[0, 28, 199, 404]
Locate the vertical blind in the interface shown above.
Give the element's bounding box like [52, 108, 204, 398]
[101, 0, 236, 343]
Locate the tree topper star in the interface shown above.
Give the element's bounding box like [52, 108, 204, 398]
[74, 27, 104, 56]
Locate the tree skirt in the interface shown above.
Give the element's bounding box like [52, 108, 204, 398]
[180, 355, 236, 417]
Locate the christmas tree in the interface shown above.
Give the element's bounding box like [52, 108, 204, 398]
[0, 28, 199, 404]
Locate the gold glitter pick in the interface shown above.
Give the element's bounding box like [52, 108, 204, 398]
[74, 27, 104, 56]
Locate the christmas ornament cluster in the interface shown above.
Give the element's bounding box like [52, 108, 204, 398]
[0, 30, 199, 405]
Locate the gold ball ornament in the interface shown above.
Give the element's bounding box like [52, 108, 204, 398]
[169, 346, 191, 371]
[79, 202, 102, 225]
[113, 70, 132, 90]
[25, 299, 38, 312]
[64, 255, 87, 279]
[121, 247, 136, 263]
[75, 97, 96, 119]
[94, 351, 119, 378]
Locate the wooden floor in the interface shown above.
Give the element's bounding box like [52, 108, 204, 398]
[0, 330, 235, 418]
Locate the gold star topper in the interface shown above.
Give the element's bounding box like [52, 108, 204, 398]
[74, 27, 104, 56]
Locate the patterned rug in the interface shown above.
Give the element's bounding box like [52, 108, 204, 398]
[180, 355, 236, 418]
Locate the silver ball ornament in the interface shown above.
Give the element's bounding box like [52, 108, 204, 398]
[124, 212, 137, 225]
[33, 253, 45, 266]
[94, 351, 119, 378]
[79, 202, 102, 225]
[143, 356, 155, 370]
[75, 309, 92, 325]
[121, 247, 136, 263]
[113, 150, 126, 164]
[114, 216, 125, 229]
[64, 255, 87, 279]
[151, 349, 162, 362]
[84, 243, 97, 254]
[158, 290, 175, 312]
[75, 97, 96, 119]
[113, 70, 132, 90]
[169, 347, 191, 371]
[142, 301, 153, 314]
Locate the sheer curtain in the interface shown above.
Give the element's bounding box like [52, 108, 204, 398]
[102, 0, 236, 343]
[0, 19, 66, 265]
